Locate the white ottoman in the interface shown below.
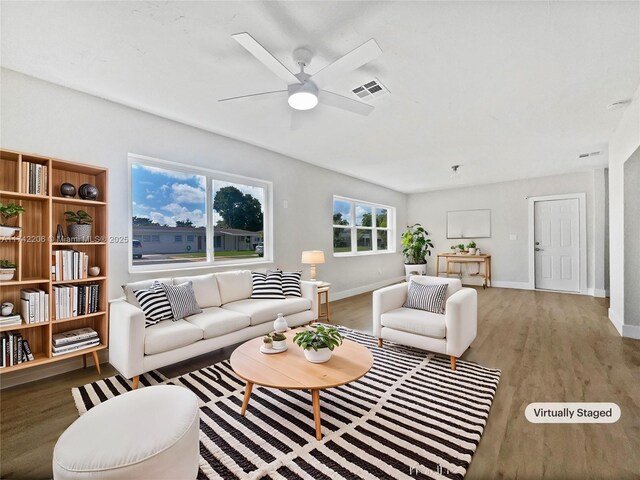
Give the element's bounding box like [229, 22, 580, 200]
[53, 385, 200, 479]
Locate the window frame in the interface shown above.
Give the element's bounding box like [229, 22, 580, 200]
[332, 195, 395, 257]
[128, 154, 272, 272]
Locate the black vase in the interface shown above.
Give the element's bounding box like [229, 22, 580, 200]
[60, 183, 76, 198]
[78, 183, 98, 200]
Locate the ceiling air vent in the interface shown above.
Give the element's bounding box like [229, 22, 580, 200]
[578, 151, 601, 159]
[352, 78, 389, 101]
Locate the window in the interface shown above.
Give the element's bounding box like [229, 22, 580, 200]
[130, 154, 271, 271]
[333, 196, 395, 255]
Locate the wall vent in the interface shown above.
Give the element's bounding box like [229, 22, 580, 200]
[351, 78, 389, 101]
[578, 151, 601, 158]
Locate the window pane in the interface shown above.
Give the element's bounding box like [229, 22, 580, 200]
[131, 163, 207, 266]
[213, 180, 264, 262]
[333, 228, 351, 253]
[333, 199, 352, 226]
[377, 230, 388, 250]
[376, 207, 388, 228]
[357, 229, 373, 251]
[356, 204, 372, 226]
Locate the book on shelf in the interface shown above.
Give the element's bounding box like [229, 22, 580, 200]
[19, 289, 48, 324]
[52, 250, 89, 281]
[52, 327, 99, 346]
[53, 284, 100, 320]
[0, 332, 34, 367]
[52, 338, 100, 355]
[0, 314, 22, 327]
[21, 161, 48, 195]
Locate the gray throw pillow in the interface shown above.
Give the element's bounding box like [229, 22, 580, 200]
[161, 281, 203, 320]
[403, 282, 448, 314]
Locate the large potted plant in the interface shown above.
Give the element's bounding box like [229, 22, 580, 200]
[401, 223, 434, 278]
[0, 202, 25, 238]
[64, 210, 93, 241]
[293, 325, 343, 363]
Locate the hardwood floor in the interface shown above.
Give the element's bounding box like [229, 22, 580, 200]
[1, 287, 639, 479]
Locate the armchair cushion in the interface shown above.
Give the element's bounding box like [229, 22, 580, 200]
[381, 308, 446, 339]
[409, 276, 462, 303]
[403, 282, 448, 314]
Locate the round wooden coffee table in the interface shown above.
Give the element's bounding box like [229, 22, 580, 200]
[230, 327, 373, 440]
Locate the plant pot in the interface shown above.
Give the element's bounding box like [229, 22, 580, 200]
[303, 347, 332, 363]
[404, 263, 427, 280]
[0, 226, 20, 238]
[67, 224, 92, 242]
[0, 268, 16, 281]
[469, 248, 477, 255]
[272, 340, 287, 350]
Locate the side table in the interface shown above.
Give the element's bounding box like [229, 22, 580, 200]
[316, 282, 331, 323]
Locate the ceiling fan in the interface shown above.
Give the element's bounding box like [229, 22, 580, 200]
[219, 33, 382, 117]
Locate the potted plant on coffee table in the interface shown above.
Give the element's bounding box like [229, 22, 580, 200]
[293, 325, 343, 363]
[0, 260, 17, 281]
[271, 332, 287, 350]
[64, 210, 93, 242]
[401, 223, 434, 278]
[0, 202, 25, 238]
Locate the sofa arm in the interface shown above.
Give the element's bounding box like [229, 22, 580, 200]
[300, 281, 319, 320]
[372, 283, 407, 337]
[109, 298, 146, 379]
[444, 288, 477, 357]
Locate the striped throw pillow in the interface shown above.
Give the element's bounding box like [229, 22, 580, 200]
[251, 271, 285, 299]
[161, 281, 203, 320]
[403, 282, 448, 314]
[269, 270, 302, 297]
[133, 282, 174, 327]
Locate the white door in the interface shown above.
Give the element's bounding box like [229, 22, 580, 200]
[534, 198, 580, 292]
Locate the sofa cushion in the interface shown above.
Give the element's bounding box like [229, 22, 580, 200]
[144, 320, 203, 355]
[269, 270, 302, 297]
[173, 274, 221, 308]
[403, 282, 448, 314]
[185, 308, 251, 339]
[223, 297, 312, 326]
[122, 278, 173, 307]
[215, 270, 253, 304]
[250, 271, 285, 299]
[381, 307, 446, 339]
[162, 282, 203, 320]
[409, 276, 462, 304]
[133, 282, 174, 327]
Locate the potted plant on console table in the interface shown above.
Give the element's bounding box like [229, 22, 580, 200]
[293, 325, 343, 363]
[401, 223, 434, 279]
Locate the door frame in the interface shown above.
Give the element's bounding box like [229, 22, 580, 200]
[527, 193, 587, 294]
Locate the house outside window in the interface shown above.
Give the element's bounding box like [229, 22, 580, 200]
[333, 196, 395, 256]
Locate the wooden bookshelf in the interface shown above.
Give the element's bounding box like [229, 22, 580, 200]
[0, 149, 108, 373]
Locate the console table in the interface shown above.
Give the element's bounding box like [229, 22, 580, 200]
[436, 253, 492, 288]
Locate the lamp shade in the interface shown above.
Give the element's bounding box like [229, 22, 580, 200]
[301, 250, 325, 265]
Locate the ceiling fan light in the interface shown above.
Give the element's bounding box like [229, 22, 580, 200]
[288, 91, 318, 110]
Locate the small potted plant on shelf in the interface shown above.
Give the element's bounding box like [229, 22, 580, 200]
[0, 260, 17, 281]
[271, 332, 287, 350]
[467, 241, 477, 255]
[457, 243, 465, 255]
[450, 245, 458, 253]
[401, 223, 434, 277]
[0, 202, 25, 238]
[293, 325, 343, 363]
[64, 210, 93, 242]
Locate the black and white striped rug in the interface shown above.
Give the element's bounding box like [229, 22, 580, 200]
[72, 327, 500, 479]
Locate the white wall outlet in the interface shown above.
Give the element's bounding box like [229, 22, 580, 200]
[509, 234, 517, 241]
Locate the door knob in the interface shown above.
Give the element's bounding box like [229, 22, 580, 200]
[535, 248, 543, 251]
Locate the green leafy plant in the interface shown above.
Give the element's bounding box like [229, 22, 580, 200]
[467, 241, 476, 249]
[0, 202, 26, 226]
[64, 210, 93, 225]
[450, 245, 458, 250]
[293, 325, 343, 351]
[458, 243, 465, 250]
[272, 332, 286, 342]
[0, 259, 16, 269]
[401, 224, 434, 265]
[263, 334, 273, 345]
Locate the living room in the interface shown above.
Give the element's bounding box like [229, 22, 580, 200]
[1, 1, 639, 479]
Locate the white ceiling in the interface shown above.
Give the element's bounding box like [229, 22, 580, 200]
[1, 1, 639, 193]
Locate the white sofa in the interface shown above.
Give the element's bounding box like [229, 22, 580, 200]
[373, 276, 477, 370]
[109, 270, 318, 387]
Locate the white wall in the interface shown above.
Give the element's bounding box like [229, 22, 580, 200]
[624, 148, 640, 327]
[608, 83, 640, 338]
[408, 171, 607, 292]
[0, 69, 407, 300]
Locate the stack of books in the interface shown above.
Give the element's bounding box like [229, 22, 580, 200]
[53, 284, 100, 320]
[52, 250, 90, 281]
[21, 161, 48, 195]
[0, 314, 22, 327]
[1, 332, 35, 367]
[20, 289, 50, 323]
[52, 327, 100, 356]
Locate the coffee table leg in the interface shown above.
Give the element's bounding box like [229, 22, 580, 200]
[311, 389, 322, 440]
[240, 382, 253, 416]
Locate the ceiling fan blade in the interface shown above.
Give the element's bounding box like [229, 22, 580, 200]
[218, 90, 287, 103]
[319, 90, 374, 116]
[232, 33, 302, 85]
[310, 39, 382, 88]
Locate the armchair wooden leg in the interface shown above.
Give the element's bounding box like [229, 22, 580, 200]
[450, 356, 457, 370]
[378, 338, 383, 348]
[132, 375, 139, 390]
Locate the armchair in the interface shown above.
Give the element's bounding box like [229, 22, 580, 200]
[373, 276, 477, 369]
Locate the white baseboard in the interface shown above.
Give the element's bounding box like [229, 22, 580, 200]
[331, 276, 405, 302]
[622, 323, 640, 340]
[0, 350, 108, 390]
[490, 281, 532, 290]
[608, 308, 624, 336]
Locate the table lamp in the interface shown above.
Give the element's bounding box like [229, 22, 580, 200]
[301, 250, 325, 283]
